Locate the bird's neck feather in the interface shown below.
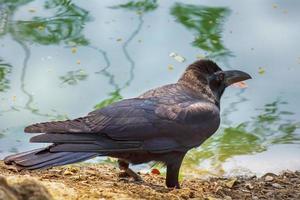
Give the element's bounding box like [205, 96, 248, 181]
[178, 70, 220, 106]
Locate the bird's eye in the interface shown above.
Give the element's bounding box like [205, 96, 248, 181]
[217, 73, 224, 82]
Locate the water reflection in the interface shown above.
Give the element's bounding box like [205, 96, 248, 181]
[0, 0, 90, 119]
[14, 0, 90, 45]
[183, 100, 300, 176]
[0, 58, 11, 92]
[94, 0, 158, 109]
[60, 69, 88, 86]
[171, 3, 232, 60]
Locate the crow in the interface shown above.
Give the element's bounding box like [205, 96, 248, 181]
[4, 60, 251, 188]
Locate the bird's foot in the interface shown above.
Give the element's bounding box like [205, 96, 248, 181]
[118, 168, 143, 182]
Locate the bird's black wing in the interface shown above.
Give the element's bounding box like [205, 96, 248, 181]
[26, 97, 220, 152]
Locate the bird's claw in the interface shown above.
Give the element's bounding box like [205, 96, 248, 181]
[118, 168, 143, 182]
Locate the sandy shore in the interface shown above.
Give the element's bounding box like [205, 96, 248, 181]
[0, 161, 299, 200]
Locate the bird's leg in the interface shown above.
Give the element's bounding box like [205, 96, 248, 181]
[118, 159, 143, 182]
[166, 152, 186, 189]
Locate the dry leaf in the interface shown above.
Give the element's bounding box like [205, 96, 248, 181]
[71, 47, 77, 54]
[28, 8, 36, 13]
[258, 67, 265, 75]
[196, 54, 206, 59]
[37, 26, 45, 31]
[169, 52, 185, 63]
[167, 64, 174, 71]
[151, 168, 160, 175]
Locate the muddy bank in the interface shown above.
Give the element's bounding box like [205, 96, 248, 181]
[0, 161, 299, 200]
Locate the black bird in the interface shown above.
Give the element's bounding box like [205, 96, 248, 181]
[4, 60, 251, 188]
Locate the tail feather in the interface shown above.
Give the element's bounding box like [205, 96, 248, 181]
[4, 147, 98, 170]
[30, 133, 142, 151]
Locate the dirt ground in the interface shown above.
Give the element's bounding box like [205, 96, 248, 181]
[0, 161, 299, 200]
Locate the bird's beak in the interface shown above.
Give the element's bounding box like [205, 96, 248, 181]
[223, 70, 252, 86]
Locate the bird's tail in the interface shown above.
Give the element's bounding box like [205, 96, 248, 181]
[4, 147, 99, 170]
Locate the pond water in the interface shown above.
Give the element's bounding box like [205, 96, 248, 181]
[0, 0, 299, 177]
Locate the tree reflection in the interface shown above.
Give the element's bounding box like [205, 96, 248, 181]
[171, 3, 232, 60]
[60, 69, 88, 86]
[94, 0, 158, 109]
[183, 100, 300, 176]
[0, 0, 90, 119]
[0, 58, 11, 92]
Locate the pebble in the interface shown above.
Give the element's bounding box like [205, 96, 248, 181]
[272, 183, 283, 189]
[264, 175, 274, 182]
[63, 170, 74, 176]
[252, 196, 259, 200]
[224, 196, 232, 200]
[245, 183, 254, 190]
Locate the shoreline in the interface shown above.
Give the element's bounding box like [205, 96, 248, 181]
[0, 161, 299, 200]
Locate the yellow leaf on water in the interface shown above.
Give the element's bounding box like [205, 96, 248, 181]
[12, 96, 16, 102]
[28, 8, 36, 13]
[37, 26, 45, 31]
[71, 47, 77, 54]
[258, 67, 265, 75]
[169, 52, 185, 63]
[167, 64, 174, 71]
[272, 4, 278, 9]
[76, 60, 81, 65]
[196, 54, 206, 59]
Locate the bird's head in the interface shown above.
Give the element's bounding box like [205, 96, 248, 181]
[179, 59, 251, 103]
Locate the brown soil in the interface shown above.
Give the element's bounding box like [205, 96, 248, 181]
[0, 161, 299, 200]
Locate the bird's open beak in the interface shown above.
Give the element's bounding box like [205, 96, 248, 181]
[223, 70, 252, 86]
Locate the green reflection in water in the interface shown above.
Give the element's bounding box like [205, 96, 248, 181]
[171, 3, 232, 60]
[110, 0, 158, 13]
[0, 58, 11, 92]
[0, 0, 90, 119]
[60, 69, 88, 86]
[94, 0, 158, 110]
[94, 89, 122, 110]
[182, 100, 300, 176]
[13, 0, 90, 45]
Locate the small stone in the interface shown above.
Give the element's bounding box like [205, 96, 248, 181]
[225, 178, 237, 188]
[265, 175, 274, 182]
[69, 167, 79, 173]
[85, 170, 97, 175]
[224, 196, 232, 200]
[252, 196, 259, 200]
[272, 183, 283, 189]
[63, 170, 74, 176]
[245, 183, 254, 190]
[71, 175, 81, 180]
